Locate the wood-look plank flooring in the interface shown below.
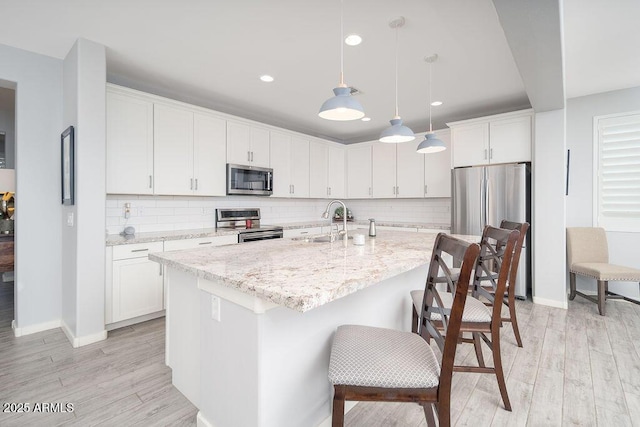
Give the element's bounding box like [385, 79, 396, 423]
[345, 295, 640, 427]
[2, 278, 640, 426]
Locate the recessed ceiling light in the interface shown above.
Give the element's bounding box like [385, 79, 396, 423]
[361, 117, 371, 122]
[431, 101, 443, 106]
[345, 34, 362, 46]
[260, 75, 274, 83]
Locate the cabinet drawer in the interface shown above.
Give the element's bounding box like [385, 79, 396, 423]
[283, 227, 323, 239]
[113, 241, 164, 260]
[164, 235, 238, 251]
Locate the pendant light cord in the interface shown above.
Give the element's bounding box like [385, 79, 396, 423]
[394, 25, 399, 117]
[428, 61, 433, 132]
[339, 0, 344, 86]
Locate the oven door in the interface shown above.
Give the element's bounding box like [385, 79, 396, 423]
[238, 230, 283, 243]
[227, 164, 273, 196]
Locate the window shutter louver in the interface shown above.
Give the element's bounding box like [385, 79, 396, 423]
[596, 113, 640, 231]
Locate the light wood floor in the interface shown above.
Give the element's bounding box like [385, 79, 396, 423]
[2, 280, 640, 426]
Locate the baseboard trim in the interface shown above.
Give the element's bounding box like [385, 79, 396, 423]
[12, 319, 61, 337]
[196, 402, 358, 427]
[61, 321, 108, 348]
[532, 296, 568, 309]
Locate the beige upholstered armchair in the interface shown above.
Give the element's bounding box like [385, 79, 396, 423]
[566, 227, 640, 315]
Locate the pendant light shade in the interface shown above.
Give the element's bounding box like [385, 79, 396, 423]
[417, 54, 446, 154]
[380, 17, 414, 143]
[319, 85, 365, 120]
[417, 133, 446, 153]
[319, 0, 364, 121]
[380, 117, 415, 143]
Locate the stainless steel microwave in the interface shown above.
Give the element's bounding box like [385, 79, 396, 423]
[226, 164, 273, 196]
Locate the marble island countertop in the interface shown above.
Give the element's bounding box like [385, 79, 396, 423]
[149, 230, 475, 313]
[274, 220, 450, 231]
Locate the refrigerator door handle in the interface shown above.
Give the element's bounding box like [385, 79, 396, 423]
[485, 176, 490, 227]
[480, 174, 486, 227]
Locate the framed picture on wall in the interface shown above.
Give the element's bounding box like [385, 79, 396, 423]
[61, 126, 74, 205]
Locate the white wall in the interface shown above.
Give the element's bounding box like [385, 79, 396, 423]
[0, 87, 16, 168]
[0, 44, 63, 331]
[61, 39, 108, 345]
[566, 86, 640, 301]
[532, 109, 567, 308]
[105, 195, 451, 234]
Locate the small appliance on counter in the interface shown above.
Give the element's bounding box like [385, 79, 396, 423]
[368, 218, 376, 237]
[216, 208, 283, 243]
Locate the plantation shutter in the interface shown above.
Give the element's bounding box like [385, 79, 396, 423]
[596, 112, 640, 231]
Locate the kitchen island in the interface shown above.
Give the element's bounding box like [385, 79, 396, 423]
[150, 230, 476, 427]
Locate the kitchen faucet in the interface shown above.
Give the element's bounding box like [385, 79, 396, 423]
[321, 200, 348, 243]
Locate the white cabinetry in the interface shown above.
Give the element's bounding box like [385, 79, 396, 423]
[226, 121, 270, 168]
[449, 109, 533, 167]
[163, 235, 238, 251]
[310, 141, 346, 198]
[154, 105, 227, 196]
[109, 241, 164, 324]
[270, 131, 309, 198]
[347, 144, 373, 198]
[283, 227, 324, 239]
[423, 129, 452, 198]
[371, 142, 425, 198]
[106, 89, 154, 194]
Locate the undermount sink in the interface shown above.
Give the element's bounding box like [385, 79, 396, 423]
[293, 233, 352, 243]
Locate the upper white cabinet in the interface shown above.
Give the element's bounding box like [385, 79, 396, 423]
[347, 144, 373, 198]
[449, 109, 533, 167]
[106, 89, 154, 194]
[226, 121, 270, 168]
[154, 104, 194, 195]
[423, 129, 452, 198]
[270, 131, 309, 198]
[396, 141, 425, 198]
[106, 85, 226, 197]
[309, 141, 346, 199]
[372, 143, 397, 198]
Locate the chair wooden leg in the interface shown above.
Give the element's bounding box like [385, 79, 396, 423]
[436, 399, 450, 427]
[423, 403, 437, 427]
[598, 280, 606, 316]
[569, 272, 577, 300]
[331, 386, 345, 427]
[412, 305, 419, 334]
[491, 328, 512, 411]
[507, 295, 523, 348]
[472, 332, 485, 368]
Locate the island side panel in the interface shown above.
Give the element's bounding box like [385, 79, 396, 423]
[197, 264, 428, 427]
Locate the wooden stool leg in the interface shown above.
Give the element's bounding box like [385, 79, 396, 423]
[332, 386, 345, 427]
[597, 280, 606, 316]
[472, 332, 485, 368]
[569, 272, 577, 300]
[423, 403, 437, 427]
[491, 329, 512, 411]
[412, 305, 419, 334]
[508, 296, 523, 347]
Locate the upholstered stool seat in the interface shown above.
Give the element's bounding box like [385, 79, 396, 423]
[410, 290, 491, 323]
[329, 325, 440, 389]
[571, 263, 640, 281]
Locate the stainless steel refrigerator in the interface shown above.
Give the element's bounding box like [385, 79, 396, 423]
[451, 163, 531, 298]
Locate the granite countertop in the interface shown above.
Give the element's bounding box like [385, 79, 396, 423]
[106, 227, 238, 246]
[149, 230, 475, 313]
[106, 221, 450, 246]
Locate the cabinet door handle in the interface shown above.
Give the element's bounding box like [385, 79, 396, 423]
[490, 148, 493, 159]
[131, 248, 149, 253]
[251, 151, 254, 162]
[159, 264, 163, 276]
[369, 187, 372, 196]
[149, 175, 153, 189]
[393, 186, 396, 195]
[292, 184, 294, 194]
[328, 187, 331, 196]
[484, 149, 488, 160]
[195, 179, 198, 190]
[247, 151, 251, 161]
[424, 185, 428, 195]
[198, 241, 212, 245]
[190, 178, 194, 190]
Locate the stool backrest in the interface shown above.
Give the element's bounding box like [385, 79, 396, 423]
[566, 227, 609, 266]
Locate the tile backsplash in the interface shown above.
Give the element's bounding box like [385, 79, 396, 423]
[106, 195, 451, 235]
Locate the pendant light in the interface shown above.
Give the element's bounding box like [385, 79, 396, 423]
[379, 17, 414, 143]
[319, 0, 365, 121]
[417, 54, 446, 153]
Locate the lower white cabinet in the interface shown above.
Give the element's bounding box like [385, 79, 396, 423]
[109, 241, 164, 324]
[164, 235, 238, 251]
[283, 227, 324, 239]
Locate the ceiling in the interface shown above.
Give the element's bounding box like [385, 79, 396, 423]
[0, 1, 638, 143]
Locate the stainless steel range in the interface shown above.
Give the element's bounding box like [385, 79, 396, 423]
[215, 208, 283, 243]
